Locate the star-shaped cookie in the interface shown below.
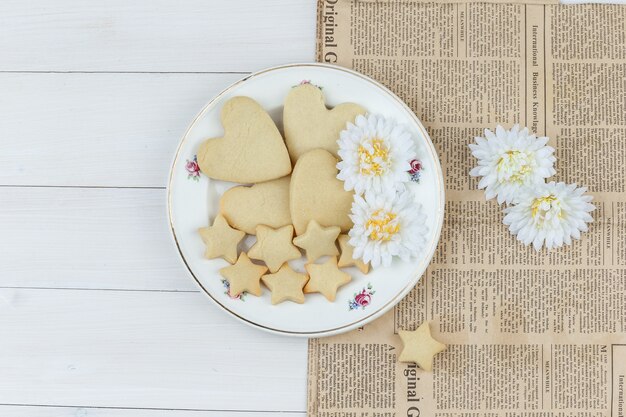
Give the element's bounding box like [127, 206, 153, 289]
[261, 264, 309, 304]
[198, 214, 245, 264]
[293, 220, 340, 262]
[304, 257, 351, 301]
[398, 322, 447, 371]
[219, 253, 267, 297]
[248, 225, 301, 273]
[337, 234, 370, 274]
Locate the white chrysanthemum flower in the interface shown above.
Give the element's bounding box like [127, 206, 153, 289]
[503, 182, 595, 251]
[469, 125, 556, 205]
[337, 114, 416, 196]
[349, 190, 428, 268]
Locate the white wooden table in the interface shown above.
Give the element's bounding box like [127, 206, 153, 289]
[0, 1, 316, 415]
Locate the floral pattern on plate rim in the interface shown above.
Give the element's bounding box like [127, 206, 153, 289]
[293, 79, 323, 90]
[408, 158, 423, 183]
[348, 283, 375, 310]
[222, 279, 246, 301]
[185, 155, 201, 181]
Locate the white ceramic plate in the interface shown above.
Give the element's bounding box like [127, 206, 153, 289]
[167, 63, 444, 337]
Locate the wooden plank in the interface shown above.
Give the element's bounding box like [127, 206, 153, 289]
[0, 406, 304, 417]
[0, 0, 316, 72]
[0, 187, 196, 291]
[0, 288, 308, 411]
[0, 72, 243, 187]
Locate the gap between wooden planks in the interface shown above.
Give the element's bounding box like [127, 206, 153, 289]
[0, 405, 305, 416]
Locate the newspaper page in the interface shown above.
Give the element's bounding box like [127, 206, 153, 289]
[309, 1, 626, 416]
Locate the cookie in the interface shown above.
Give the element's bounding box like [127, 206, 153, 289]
[261, 264, 309, 304]
[197, 96, 291, 183]
[219, 252, 268, 297]
[248, 225, 301, 273]
[283, 83, 366, 162]
[290, 149, 354, 235]
[337, 234, 370, 274]
[293, 220, 340, 263]
[304, 257, 351, 302]
[220, 176, 292, 235]
[198, 214, 245, 264]
[398, 322, 447, 371]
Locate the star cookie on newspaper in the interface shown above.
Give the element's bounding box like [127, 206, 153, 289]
[248, 225, 301, 273]
[261, 264, 309, 304]
[398, 321, 447, 371]
[219, 253, 268, 297]
[304, 257, 351, 302]
[198, 214, 245, 264]
[293, 220, 340, 262]
[337, 234, 370, 274]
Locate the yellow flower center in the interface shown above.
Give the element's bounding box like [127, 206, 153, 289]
[531, 194, 563, 228]
[497, 150, 532, 184]
[358, 139, 390, 176]
[366, 209, 400, 241]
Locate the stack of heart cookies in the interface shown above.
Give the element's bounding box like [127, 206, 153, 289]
[197, 83, 369, 305]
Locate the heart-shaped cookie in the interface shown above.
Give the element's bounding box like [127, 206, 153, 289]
[220, 176, 292, 235]
[283, 84, 366, 163]
[290, 149, 354, 235]
[198, 96, 292, 183]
